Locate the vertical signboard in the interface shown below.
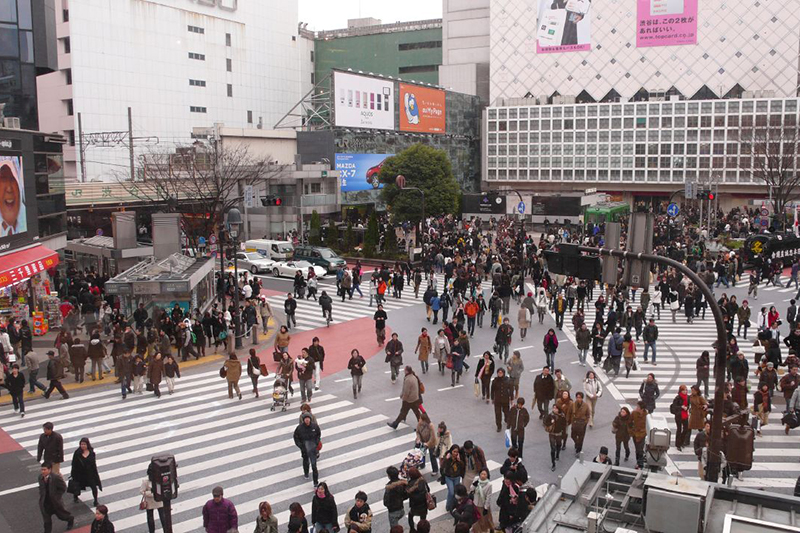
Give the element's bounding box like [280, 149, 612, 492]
[0, 155, 27, 242]
[536, 0, 592, 54]
[333, 71, 395, 130]
[636, 0, 698, 48]
[399, 84, 446, 134]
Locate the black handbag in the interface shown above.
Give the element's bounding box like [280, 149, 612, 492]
[146, 382, 154, 392]
[67, 477, 80, 495]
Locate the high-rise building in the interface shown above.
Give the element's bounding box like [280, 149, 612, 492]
[37, 0, 313, 183]
[439, 0, 490, 104]
[483, 0, 800, 203]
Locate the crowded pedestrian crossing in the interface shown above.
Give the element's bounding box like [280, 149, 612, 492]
[0, 366, 503, 532]
[562, 286, 798, 495]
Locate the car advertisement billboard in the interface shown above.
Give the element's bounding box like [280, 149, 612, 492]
[0, 155, 27, 242]
[636, 0, 698, 48]
[536, 0, 592, 54]
[399, 83, 446, 134]
[333, 71, 395, 130]
[335, 153, 393, 192]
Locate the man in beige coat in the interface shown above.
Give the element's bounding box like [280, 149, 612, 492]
[387, 366, 422, 429]
[569, 392, 592, 456]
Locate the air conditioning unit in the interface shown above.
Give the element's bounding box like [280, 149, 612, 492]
[3, 117, 20, 129]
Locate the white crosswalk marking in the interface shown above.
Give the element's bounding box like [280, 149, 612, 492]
[561, 285, 799, 494]
[0, 367, 498, 532]
[271, 281, 436, 331]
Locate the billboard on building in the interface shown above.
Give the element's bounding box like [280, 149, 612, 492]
[636, 0, 698, 48]
[333, 72, 395, 130]
[462, 194, 506, 215]
[335, 153, 393, 192]
[399, 84, 446, 134]
[536, 0, 592, 54]
[0, 156, 27, 243]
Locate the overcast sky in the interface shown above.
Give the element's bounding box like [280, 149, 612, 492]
[299, 0, 443, 31]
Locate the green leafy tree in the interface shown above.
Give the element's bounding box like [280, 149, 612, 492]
[326, 218, 339, 250]
[379, 143, 460, 224]
[364, 212, 379, 256]
[309, 210, 322, 245]
[344, 222, 355, 253]
[383, 224, 398, 257]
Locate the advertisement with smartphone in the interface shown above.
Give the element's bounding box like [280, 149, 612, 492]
[536, 0, 592, 54]
[637, 0, 698, 48]
[334, 71, 395, 130]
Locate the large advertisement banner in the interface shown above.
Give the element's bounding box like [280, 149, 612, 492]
[636, 0, 698, 48]
[399, 84, 446, 134]
[536, 0, 592, 54]
[335, 153, 393, 192]
[334, 72, 395, 130]
[0, 156, 27, 242]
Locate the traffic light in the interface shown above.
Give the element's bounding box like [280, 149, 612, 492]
[261, 195, 282, 206]
[707, 191, 715, 201]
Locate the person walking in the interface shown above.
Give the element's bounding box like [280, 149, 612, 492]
[38, 461, 74, 533]
[689, 385, 709, 439]
[26, 350, 47, 394]
[642, 318, 658, 364]
[140, 477, 165, 533]
[132, 354, 146, 394]
[70, 437, 102, 506]
[612, 407, 632, 466]
[583, 371, 602, 428]
[449, 337, 465, 387]
[90, 504, 114, 533]
[259, 297, 273, 335]
[544, 404, 567, 471]
[294, 413, 321, 485]
[507, 350, 525, 399]
[575, 323, 590, 366]
[491, 368, 513, 433]
[696, 350, 710, 397]
[533, 366, 555, 419]
[543, 328, 559, 369]
[87, 336, 107, 381]
[344, 491, 372, 533]
[638, 373, 660, 414]
[254, 501, 278, 533]
[148, 352, 164, 398]
[494, 318, 513, 362]
[386, 333, 404, 384]
[631, 401, 648, 469]
[295, 348, 315, 403]
[383, 466, 408, 529]
[753, 383, 771, 436]
[670, 384, 691, 451]
[507, 397, 530, 456]
[405, 468, 429, 533]
[461, 440, 487, 490]
[311, 482, 340, 533]
[6, 364, 25, 417]
[470, 469, 494, 533]
[374, 305, 388, 346]
[415, 328, 432, 375]
[569, 392, 591, 456]
[308, 337, 325, 391]
[433, 329, 450, 375]
[440, 445, 465, 513]
[475, 351, 495, 402]
[622, 333, 637, 378]
[43, 350, 69, 400]
[347, 349, 366, 399]
[387, 366, 423, 429]
[415, 412, 439, 477]
[37, 422, 64, 475]
[223, 353, 243, 400]
[517, 305, 531, 341]
[202, 486, 238, 533]
[116, 352, 133, 399]
[247, 348, 263, 398]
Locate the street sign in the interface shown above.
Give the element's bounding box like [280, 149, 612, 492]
[198, 237, 206, 247]
[761, 207, 769, 217]
[760, 218, 769, 227]
[395, 175, 406, 189]
[517, 201, 526, 215]
[209, 234, 217, 244]
[667, 203, 680, 217]
[96, 228, 104, 236]
[684, 181, 695, 199]
[244, 185, 254, 208]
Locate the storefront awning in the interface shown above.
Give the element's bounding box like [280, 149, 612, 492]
[0, 245, 59, 289]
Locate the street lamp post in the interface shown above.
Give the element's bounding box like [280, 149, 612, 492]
[395, 175, 425, 247]
[227, 208, 244, 350]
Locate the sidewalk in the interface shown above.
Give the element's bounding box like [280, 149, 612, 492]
[0, 317, 279, 406]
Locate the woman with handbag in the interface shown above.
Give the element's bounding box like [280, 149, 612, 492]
[247, 348, 263, 398]
[223, 353, 243, 400]
[433, 329, 450, 375]
[471, 468, 494, 533]
[622, 333, 637, 379]
[139, 477, 165, 533]
[474, 351, 495, 402]
[406, 467, 431, 533]
[70, 437, 102, 506]
[415, 412, 439, 476]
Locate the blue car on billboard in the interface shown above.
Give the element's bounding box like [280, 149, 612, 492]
[335, 153, 393, 192]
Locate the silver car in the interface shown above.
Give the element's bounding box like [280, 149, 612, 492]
[227, 252, 274, 274]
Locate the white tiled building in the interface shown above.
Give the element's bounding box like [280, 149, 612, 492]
[37, 0, 314, 183]
[484, 0, 800, 198]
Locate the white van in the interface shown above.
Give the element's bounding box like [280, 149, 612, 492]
[244, 239, 295, 261]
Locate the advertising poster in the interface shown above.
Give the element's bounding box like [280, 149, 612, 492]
[333, 71, 395, 130]
[399, 84, 446, 134]
[0, 156, 27, 241]
[335, 153, 393, 192]
[536, 0, 592, 54]
[637, 0, 698, 48]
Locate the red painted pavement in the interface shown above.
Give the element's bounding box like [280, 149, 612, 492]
[256, 317, 391, 377]
[0, 428, 23, 454]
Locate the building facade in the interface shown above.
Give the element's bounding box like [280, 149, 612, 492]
[37, 0, 313, 183]
[484, 0, 800, 200]
[439, 0, 490, 104]
[312, 18, 443, 87]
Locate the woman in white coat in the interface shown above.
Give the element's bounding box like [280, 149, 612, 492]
[583, 370, 603, 428]
[140, 477, 165, 533]
[535, 288, 548, 324]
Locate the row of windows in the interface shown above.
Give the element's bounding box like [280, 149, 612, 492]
[488, 142, 797, 156]
[188, 52, 205, 60]
[398, 65, 437, 74]
[487, 129, 798, 144]
[190, 106, 207, 113]
[488, 100, 800, 120]
[487, 156, 783, 169]
[188, 25, 204, 34]
[488, 114, 799, 132]
[398, 40, 442, 51]
[486, 169, 756, 183]
[189, 79, 206, 87]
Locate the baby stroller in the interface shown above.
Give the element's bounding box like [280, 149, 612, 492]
[271, 377, 289, 412]
[399, 446, 426, 479]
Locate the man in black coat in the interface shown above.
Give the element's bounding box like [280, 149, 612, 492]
[37, 422, 65, 475]
[38, 462, 73, 532]
[284, 293, 297, 329]
[533, 366, 555, 419]
[490, 368, 513, 432]
[294, 413, 321, 485]
[43, 351, 69, 400]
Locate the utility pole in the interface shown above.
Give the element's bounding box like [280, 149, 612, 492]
[128, 107, 135, 180]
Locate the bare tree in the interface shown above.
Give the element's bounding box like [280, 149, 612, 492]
[117, 141, 279, 251]
[740, 123, 800, 229]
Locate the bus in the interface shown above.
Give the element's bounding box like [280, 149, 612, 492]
[741, 233, 800, 268]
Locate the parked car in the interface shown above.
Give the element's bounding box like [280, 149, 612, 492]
[293, 245, 347, 273]
[271, 260, 327, 279]
[244, 239, 294, 261]
[227, 252, 274, 274]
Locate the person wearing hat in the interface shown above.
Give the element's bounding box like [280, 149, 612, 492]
[202, 486, 238, 533]
[294, 412, 322, 485]
[592, 446, 612, 465]
[43, 350, 69, 400]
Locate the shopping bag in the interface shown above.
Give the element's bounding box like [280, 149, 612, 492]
[474, 379, 481, 398]
[565, 0, 590, 14]
[504, 429, 512, 448]
[537, 10, 565, 47]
